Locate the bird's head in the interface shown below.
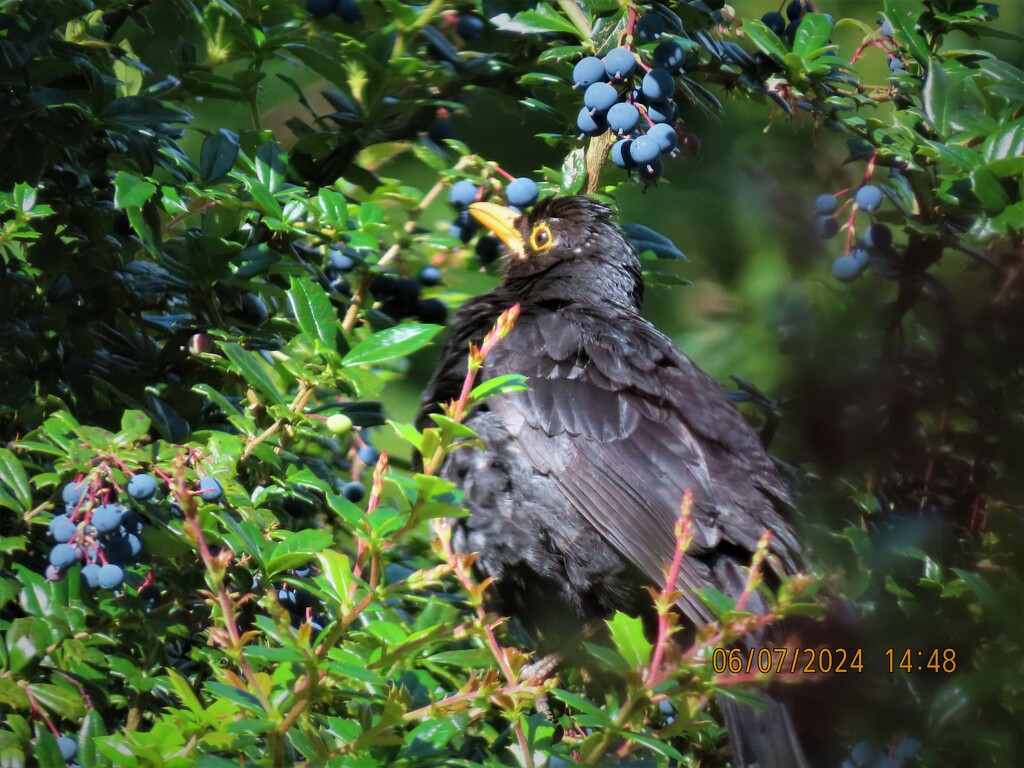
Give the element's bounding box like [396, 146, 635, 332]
[469, 195, 643, 311]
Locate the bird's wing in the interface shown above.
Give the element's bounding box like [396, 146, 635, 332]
[485, 309, 802, 625]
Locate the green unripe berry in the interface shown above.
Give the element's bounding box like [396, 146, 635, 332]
[327, 413, 353, 435]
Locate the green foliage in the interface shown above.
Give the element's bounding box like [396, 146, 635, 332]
[0, 0, 1021, 766]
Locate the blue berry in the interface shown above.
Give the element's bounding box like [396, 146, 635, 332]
[476, 235, 501, 264]
[638, 158, 663, 184]
[342, 481, 366, 502]
[576, 107, 607, 137]
[456, 14, 485, 40]
[761, 11, 786, 36]
[816, 215, 839, 239]
[831, 255, 864, 282]
[330, 250, 357, 272]
[784, 19, 800, 44]
[628, 134, 660, 165]
[92, 504, 124, 535]
[653, 41, 685, 74]
[418, 266, 443, 286]
[572, 57, 606, 89]
[62, 481, 88, 508]
[306, 0, 334, 17]
[81, 562, 102, 588]
[334, 0, 362, 22]
[198, 476, 224, 502]
[646, 100, 676, 124]
[636, 14, 665, 41]
[611, 139, 636, 170]
[849, 247, 870, 267]
[641, 69, 675, 101]
[864, 223, 893, 249]
[647, 123, 678, 154]
[607, 103, 640, 136]
[428, 118, 455, 143]
[584, 82, 619, 115]
[98, 563, 125, 590]
[506, 177, 539, 208]
[45, 565, 64, 582]
[358, 445, 380, 465]
[603, 48, 636, 81]
[888, 56, 905, 72]
[417, 298, 448, 325]
[50, 515, 77, 543]
[278, 588, 298, 610]
[786, 0, 805, 21]
[139, 585, 161, 612]
[56, 736, 77, 761]
[104, 533, 135, 564]
[880, 18, 895, 37]
[814, 193, 838, 214]
[50, 543, 78, 570]
[127, 473, 157, 500]
[855, 185, 883, 212]
[449, 180, 478, 209]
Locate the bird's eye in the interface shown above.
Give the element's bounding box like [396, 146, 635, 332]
[530, 224, 553, 251]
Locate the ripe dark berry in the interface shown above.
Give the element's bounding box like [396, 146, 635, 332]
[81, 562, 102, 588]
[855, 185, 883, 212]
[653, 41, 686, 74]
[92, 504, 124, 535]
[306, 0, 334, 17]
[645, 100, 676, 124]
[628, 134, 660, 165]
[607, 103, 640, 136]
[428, 118, 455, 143]
[638, 158, 663, 184]
[761, 11, 786, 36]
[50, 515, 77, 543]
[636, 14, 665, 41]
[417, 298, 448, 325]
[814, 193, 838, 214]
[476, 235, 502, 265]
[198, 476, 224, 502]
[139, 584, 161, 612]
[342, 481, 366, 502]
[611, 139, 636, 170]
[128, 473, 157, 500]
[816, 215, 840, 239]
[98, 563, 125, 590]
[603, 48, 636, 81]
[680, 132, 701, 157]
[278, 588, 298, 610]
[865, 223, 893, 249]
[506, 177, 539, 208]
[334, 0, 363, 23]
[358, 445, 380, 465]
[831, 254, 867, 282]
[63, 481, 88, 508]
[418, 266, 443, 286]
[641, 69, 675, 101]
[849, 247, 870, 267]
[584, 83, 618, 115]
[648, 123, 678, 154]
[50, 543, 78, 570]
[572, 57, 606, 89]
[105, 533, 137, 564]
[784, 19, 800, 45]
[56, 736, 77, 761]
[448, 180, 478, 209]
[786, 0, 806, 21]
[576, 107, 607, 137]
[121, 509, 143, 534]
[456, 14, 485, 40]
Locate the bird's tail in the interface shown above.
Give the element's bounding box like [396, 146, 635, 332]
[719, 689, 809, 768]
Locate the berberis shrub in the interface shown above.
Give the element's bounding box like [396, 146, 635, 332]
[1, 0, 1021, 765]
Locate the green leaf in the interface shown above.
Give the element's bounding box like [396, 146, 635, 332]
[200, 129, 240, 180]
[971, 167, 1011, 212]
[318, 549, 355, 613]
[883, 0, 931, 63]
[113, 171, 157, 209]
[561, 147, 587, 195]
[266, 529, 334, 576]
[117, 410, 152, 445]
[620, 730, 685, 761]
[0, 448, 32, 512]
[288, 276, 338, 354]
[554, 689, 611, 724]
[220, 343, 287, 405]
[744, 20, 788, 62]
[469, 374, 529, 403]
[792, 13, 834, 58]
[317, 188, 349, 227]
[495, 4, 584, 38]
[342, 323, 442, 367]
[606, 612, 652, 669]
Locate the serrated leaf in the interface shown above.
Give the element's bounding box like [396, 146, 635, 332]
[220, 342, 287, 405]
[342, 323, 442, 367]
[561, 147, 587, 194]
[0, 448, 32, 512]
[288, 276, 338, 354]
[606, 612, 652, 668]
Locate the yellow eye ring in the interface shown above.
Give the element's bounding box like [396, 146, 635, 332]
[530, 223, 553, 251]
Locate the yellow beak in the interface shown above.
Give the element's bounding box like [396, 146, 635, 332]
[469, 202, 524, 258]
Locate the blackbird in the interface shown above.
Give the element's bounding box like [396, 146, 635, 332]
[419, 195, 809, 767]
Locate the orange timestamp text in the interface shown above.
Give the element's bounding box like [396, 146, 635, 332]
[710, 647, 958, 675]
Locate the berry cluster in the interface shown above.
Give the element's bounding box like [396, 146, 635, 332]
[446, 175, 539, 263]
[369, 271, 447, 325]
[572, 28, 700, 184]
[814, 183, 893, 283]
[48, 471, 224, 595]
[305, 0, 361, 22]
[272, 563, 328, 634]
